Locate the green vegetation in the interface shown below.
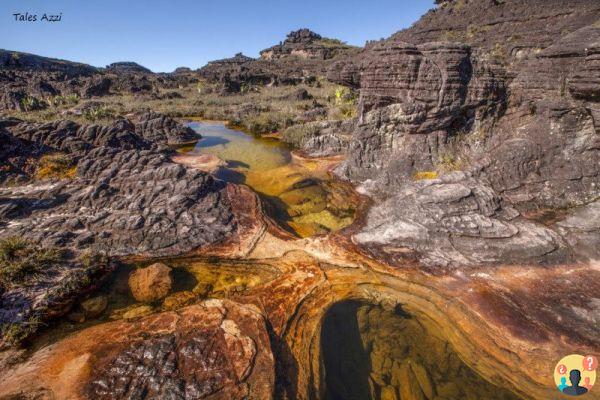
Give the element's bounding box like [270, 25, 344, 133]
[316, 38, 352, 48]
[440, 30, 465, 42]
[329, 86, 358, 120]
[0, 237, 64, 288]
[435, 150, 465, 173]
[282, 123, 321, 147]
[466, 24, 491, 40]
[19, 96, 43, 112]
[6, 78, 359, 139]
[34, 153, 77, 180]
[490, 42, 509, 62]
[83, 105, 113, 121]
[332, 86, 357, 105]
[231, 112, 295, 134]
[1, 316, 42, 345]
[45, 94, 78, 107]
[78, 250, 107, 269]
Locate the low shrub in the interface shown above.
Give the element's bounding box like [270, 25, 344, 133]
[19, 96, 45, 112]
[282, 123, 321, 147]
[46, 95, 66, 107]
[1, 316, 42, 345]
[83, 105, 113, 121]
[66, 94, 80, 104]
[436, 151, 464, 173]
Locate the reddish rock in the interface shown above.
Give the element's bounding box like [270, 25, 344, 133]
[0, 300, 275, 400]
[128, 263, 173, 302]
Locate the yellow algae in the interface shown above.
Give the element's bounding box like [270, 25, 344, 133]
[35, 153, 77, 180]
[189, 122, 357, 237]
[168, 259, 277, 297]
[413, 171, 438, 180]
[244, 164, 355, 237]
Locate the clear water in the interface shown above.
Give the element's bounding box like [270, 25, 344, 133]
[189, 122, 291, 183]
[188, 122, 356, 237]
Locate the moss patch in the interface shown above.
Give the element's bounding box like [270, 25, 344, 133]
[34, 153, 77, 180]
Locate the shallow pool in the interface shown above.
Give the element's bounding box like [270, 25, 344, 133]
[188, 122, 356, 237]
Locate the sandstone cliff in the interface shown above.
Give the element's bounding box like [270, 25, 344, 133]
[328, 0, 600, 267]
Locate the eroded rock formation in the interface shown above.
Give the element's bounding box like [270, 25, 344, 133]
[0, 301, 275, 400]
[0, 114, 233, 257]
[0, 2, 599, 399]
[328, 0, 600, 267]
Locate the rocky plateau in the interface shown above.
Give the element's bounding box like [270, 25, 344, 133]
[0, 1, 599, 399]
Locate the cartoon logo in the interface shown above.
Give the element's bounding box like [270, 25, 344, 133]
[554, 354, 597, 396]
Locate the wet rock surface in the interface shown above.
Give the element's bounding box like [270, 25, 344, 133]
[0, 2, 599, 399]
[0, 240, 115, 347]
[0, 113, 236, 347]
[0, 301, 275, 400]
[322, 301, 519, 400]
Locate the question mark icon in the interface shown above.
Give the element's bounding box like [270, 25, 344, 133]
[583, 355, 598, 371]
[557, 364, 567, 375]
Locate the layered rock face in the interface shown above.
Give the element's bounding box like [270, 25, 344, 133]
[393, 0, 600, 60]
[0, 111, 198, 184]
[0, 301, 275, 400]
[354, 172, 567, 268]
[330, 0, 600, 267]
[336, 40, 506, 183]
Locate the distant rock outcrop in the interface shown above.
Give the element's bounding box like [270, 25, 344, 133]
[260, 29, 353, 61]
[0, 51, 180, 111]
[105, 61, 152, 74]
[197, 29, 359, 92]
[0, 49, 98, 75]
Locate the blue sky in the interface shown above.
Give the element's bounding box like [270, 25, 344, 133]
[1, 0, 434, 72]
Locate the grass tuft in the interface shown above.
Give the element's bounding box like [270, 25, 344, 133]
[0, 237, 64, 288]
